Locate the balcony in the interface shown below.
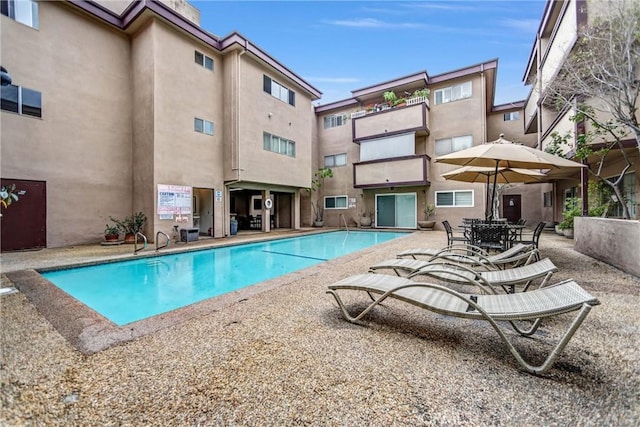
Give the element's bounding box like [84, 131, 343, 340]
[353, 155, 430, 189]
[352, 98, 430, 142]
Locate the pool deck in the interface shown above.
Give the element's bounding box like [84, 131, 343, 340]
[2, 228, 639, 425]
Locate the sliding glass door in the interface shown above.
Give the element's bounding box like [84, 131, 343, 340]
[375, 193, 416, 228]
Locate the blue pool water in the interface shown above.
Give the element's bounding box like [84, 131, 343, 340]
[42, 231, 408, 325]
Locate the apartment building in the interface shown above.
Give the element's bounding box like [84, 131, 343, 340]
[315, 64, 539, 229]
[1, 0, 541, 250]
[1, 0, 320, 250]
[523, 0, 639, 221]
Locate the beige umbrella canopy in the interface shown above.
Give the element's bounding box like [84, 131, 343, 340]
[441, 166, 546, 184]
[442, 166, 547, 219]
[435, 134, 586, 170]
[436, 134, 585, 219]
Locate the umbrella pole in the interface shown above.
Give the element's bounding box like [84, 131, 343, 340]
[485, 174, 491, 220]
[490, 163, 499, 220]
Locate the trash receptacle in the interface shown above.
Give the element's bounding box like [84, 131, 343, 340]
[230, 219, 238, 236]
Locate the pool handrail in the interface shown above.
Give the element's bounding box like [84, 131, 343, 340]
[155, 231, 170, 252]
[340, 213, 349, 233]
[134, 232, 147, 255]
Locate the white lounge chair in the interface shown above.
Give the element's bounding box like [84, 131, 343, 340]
[369, 257, 558, 293]
[327, 274, 599, 374]
[397, 243, 539, 270]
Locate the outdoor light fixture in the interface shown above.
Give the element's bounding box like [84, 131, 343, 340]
[1, 66, 11, 86]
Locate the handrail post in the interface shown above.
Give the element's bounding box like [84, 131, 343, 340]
[340, 213, 349, 232]
[155, 231, 170, 252]
[134, 232, 147, 255]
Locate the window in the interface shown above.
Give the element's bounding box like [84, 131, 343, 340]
[503, 111, 520, 121]
[263, 132, 295, 157]
[1, 84, 41, 117]
[434, 81, 472, 105]
[435, 135, 473, 156]
[610, 172, 636, 218]
[323, 114, 346, 129]
[324, 195, 348, 209]
[324, 153, 347, 167]
[194, 50, 214, 71]
[435, 190, 474, 207]
[543, 191, 553, 207]
[194, 117, 214, 135]
[263, 75, 295, 106]
[1, 0, 38, 28]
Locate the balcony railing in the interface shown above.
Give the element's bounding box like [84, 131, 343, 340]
[350, 96, 429, 119]
[353, 155, 430, 188]
[352, 101, 429, 142]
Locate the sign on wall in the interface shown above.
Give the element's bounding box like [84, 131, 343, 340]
[158, 184, 192, 215]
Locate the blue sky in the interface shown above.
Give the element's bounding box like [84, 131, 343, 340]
[192, 0, 546, 106]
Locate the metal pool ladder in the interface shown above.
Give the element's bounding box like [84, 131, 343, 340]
[134, 232, 147, 255]
[340, 213, 349, 232]
[155, 231, 170, 252]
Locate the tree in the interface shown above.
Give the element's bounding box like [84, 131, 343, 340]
[549, 0, 640, 154]
[545, 0, 640, 219]
[306, 168, 333, 224]
[546, 107, 633, 219]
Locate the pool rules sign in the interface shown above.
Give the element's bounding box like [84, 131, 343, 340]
[158, 184, 192, 220]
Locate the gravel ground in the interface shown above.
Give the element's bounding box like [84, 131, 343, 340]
[1, 230, 639, 426]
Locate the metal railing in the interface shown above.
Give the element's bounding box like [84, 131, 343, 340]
[134, 232, 147, 255]
[155, 231, 170, 252]
[339, 213, 349, 232]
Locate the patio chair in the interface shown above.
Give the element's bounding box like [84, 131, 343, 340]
[517, 221, 546, 249]
[397, 242, 539, 270]
[443, 220, 467, 246]
[369, 257, 558, 293]
[327, 274, 599, 374]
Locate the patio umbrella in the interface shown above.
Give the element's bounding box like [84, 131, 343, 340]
[436, 134, 585, 219]
[441, 166, 546, 219]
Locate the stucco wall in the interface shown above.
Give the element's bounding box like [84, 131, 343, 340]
[427, 75, 489, 225]
[575, 217, 640, 277]
[1, 2, 133, 247]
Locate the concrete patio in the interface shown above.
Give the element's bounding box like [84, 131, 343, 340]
[1, 229, 639, 425]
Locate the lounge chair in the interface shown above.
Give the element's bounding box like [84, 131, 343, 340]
[369, 257, 558, 293]
[397, 243, 539, 269]
[327, 274, 599, 374]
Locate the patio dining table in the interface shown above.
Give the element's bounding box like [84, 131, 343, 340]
[458, 222, 527, 250]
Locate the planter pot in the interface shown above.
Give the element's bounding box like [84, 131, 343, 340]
[563, 228, 574, 239]
[555, 225, 564, 235]
[104, 234, 119, 242]
[359, 216, 372, 228]
[313, 220, 324, 227]
[124, 233, 135, 244]
[417, 220, 436, 230]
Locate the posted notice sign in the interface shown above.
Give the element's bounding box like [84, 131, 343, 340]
[158, 184, 192, 215]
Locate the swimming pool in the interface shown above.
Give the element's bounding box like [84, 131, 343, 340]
[42, 231, 408, 325]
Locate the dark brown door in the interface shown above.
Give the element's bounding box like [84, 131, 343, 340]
[502, 194, 521, 224]
[1, 179, 46, 251]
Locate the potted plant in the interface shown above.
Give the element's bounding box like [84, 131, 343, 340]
[417, 203, 436, 230]
[560, 198, 580, 239]
[383, 90, 397, 107]
[110, 211, 147, 243]
[104, 223, 121, 242]
[412, 88, 430, 99]
[359, 210, 372, 228]
[306, 168, 333, 227]
[393, 97, 407, 107]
